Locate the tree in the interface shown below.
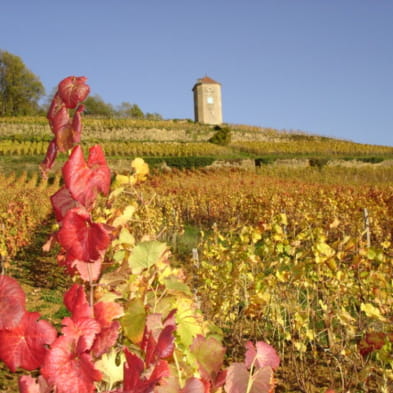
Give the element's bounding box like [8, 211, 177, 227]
[83, 94, 114, 117]
[145, 112, 163, 120]
[0, 50, 45, 116]
[117, 102, 144, 119]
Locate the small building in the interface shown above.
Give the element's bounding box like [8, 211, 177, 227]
[192, 76, 223, 125]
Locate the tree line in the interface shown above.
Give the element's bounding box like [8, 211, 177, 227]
[0, 50, 162, 119]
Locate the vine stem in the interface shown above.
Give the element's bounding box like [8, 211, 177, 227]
[173, 351, 183, 387]
[87, 262, 94, 307]
[245, 357, 257, 393]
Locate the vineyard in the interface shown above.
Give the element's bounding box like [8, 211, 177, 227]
[0, 107, 393, 393]
[139, 169, 393, 387]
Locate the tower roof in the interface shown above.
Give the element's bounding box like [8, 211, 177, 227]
[197, 76, 220, 84]
[192, 76, 221, 91]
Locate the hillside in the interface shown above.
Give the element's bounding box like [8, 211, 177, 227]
[0, 116, 392, 392]
[0, 116, 391, 145]
[0, 116, 393, 175]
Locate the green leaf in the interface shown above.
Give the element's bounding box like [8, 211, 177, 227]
[128, 241, 167, 274]
[121, 297, 146, 343]
[113, 250, 125, 263]
[119, 228, 134, 245]
[190, 335, 225, 380]
[164, 276, 192, 296]
[175, 297, 204, 348]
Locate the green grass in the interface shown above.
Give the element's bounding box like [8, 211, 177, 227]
[171, 224, 201, 259]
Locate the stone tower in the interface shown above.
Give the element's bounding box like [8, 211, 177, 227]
[192, 76, 222, 125]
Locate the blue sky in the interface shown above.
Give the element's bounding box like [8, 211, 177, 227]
[1, 0, 392, 146]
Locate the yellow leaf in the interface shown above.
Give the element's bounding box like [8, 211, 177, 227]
[318, 300, 328, 312]
[329, 217, 340, 229]
[113, 205, 136, 227]
[275, 270, 288, 283]
[279, 213, 288, 226]
[95, 350, 125, 390]
[174, 297, 204, 348]
[131, 157, 149, 181]
[306, 329, 315, 341]
[360, 302, 388, 322]
[294, 341, 307, 353]
[316, 241, 334, 257]
[113, 174, 131, 188]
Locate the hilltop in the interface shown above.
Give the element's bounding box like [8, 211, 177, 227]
[0, 117, 392, 175]
[0, 116, 390, 145]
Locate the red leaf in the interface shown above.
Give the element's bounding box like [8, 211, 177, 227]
[142, 310, 176, 367]
[148, 359, 171, 386]
[213, 370, 227, 391]
[245, 341, 280, 370]
[47, 93, 69, 132]
[123, 348, 144, 390]
[190, 335, 225, 382]
[144, 310, 176, 342]
[224, 363, 248, 393]
[74, 257, 103, 282]
[0, 275, 26, 329]
[154, 324, 176, 360]
[181, 378, 209, 393]
[71, 104, 84, 144]
[225, 363, 273, 393]
[143, 325, 175, 368]
[250, 367, 274, 393]
[51, 187, 80, 222]
[57, 207, 110, 262]
[55, 125, 76, 153]
[143, 331, 156, 368]
[0, 311, 57, 371]
[63, 284, 92, 320]
[41, 335, 102, 393]
[123, 349, 170, 393]
[47, 93, 76, 153]
[62, 145, 111, 208]
[94, 301, 124, 328]
[61, 316, 100, 352]
[58, 76, 90, 109]
[57, 252, 78, 276]
[359, 331, 387, 356]
[91, 321, 120, 357]
[40, 139, 58, 174]
[18, 375, 50, 393]
[58, 253, 103, 281]
[154, 374, 180, 393]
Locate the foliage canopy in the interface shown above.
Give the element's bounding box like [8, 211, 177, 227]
[0, 50, 45, 116]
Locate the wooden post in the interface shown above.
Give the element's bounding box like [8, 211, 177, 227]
[363, 208, 371, 248]
[192, 248, 199, 268]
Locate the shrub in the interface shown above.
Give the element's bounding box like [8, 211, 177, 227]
[208, 125, 231, 146]
[255, 157, 277, 166]
[144, 156, 216, 169]
[309, 157, 329, 169]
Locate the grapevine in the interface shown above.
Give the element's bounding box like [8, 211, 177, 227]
[0, 77, 280, 393]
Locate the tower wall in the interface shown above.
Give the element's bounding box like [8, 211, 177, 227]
[192, 77, 222, 125]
